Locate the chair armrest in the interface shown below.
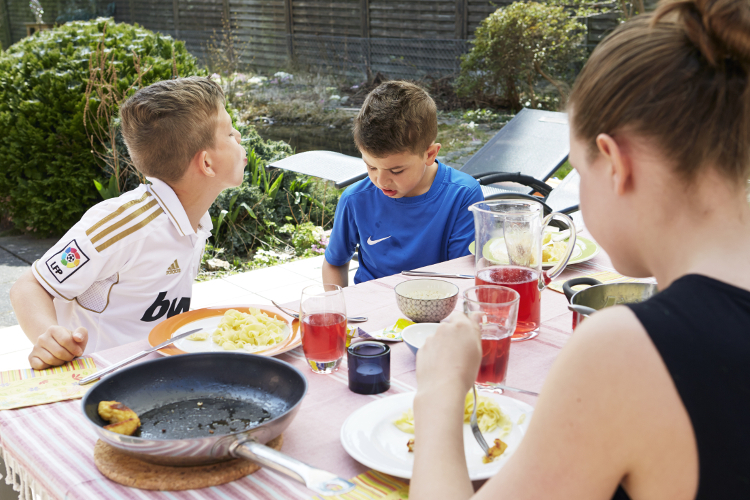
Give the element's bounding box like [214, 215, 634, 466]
[483, 192, 553, 215]
[472, 172, 553, 197]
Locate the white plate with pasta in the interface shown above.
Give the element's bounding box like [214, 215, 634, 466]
[147, 304, 300, 357]
[340, 391, 533, 480]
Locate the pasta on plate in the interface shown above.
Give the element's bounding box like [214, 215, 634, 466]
[393, 392, 513, 435]
[186, 308, 288, 352]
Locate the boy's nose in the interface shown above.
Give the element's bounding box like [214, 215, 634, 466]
[376, 171, 391, 187]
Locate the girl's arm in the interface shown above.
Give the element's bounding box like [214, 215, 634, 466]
[411, 308, 698, 500]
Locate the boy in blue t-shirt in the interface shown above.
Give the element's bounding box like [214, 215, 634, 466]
[323, 81, 484, 285]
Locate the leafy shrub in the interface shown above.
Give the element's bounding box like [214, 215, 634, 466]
[279, 222, 327, 256]
[207, 124, 341, 258]
[455, 2, 586, 111]
[0, 18, 204, 235]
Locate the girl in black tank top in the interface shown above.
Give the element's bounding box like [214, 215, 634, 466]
[611, 275, 750, 500]
[406, 0, 750, 498]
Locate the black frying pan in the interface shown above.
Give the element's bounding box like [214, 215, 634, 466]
[82, 352, 354, 496]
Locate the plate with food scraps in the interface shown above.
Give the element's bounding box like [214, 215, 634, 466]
[469, 235, 599, 268]
[350, 318, 415, 343]
[340, 391, 533, 480]
[148, 304, 300, 357]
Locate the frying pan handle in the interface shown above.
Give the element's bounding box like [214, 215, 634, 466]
[230, 439, 356, 496]
[562, 277, 602, 302]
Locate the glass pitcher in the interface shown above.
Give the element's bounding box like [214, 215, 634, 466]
[469, 200, 577, 341]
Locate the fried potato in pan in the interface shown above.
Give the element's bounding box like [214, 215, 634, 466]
[98, 401, 141, 436]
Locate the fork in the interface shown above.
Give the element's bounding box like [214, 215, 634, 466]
[470, 385, 492, 459]
[270, 299, 368, 323]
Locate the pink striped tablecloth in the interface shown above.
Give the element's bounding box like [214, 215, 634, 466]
[0, 250, 622, 499]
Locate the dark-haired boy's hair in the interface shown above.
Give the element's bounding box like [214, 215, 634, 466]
[353, 81, 437, 157]
[120, 76, 226, 183]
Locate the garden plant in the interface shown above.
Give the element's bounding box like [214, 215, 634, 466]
[456, 1, 587, 111]
[0, 18, 203, 235]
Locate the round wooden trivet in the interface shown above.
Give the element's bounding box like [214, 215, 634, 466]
[94, 434, 283, 491]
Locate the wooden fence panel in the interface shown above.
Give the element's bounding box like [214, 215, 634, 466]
[231, 0, 287, 71]
[0, 0, 12, 49]
[5, 0, 34, 46]
[291, 0, 361, 36]
[467, 0, 511, 35]
[369, 0, 455, 38]
[2, 0, 619, 76]
[583, 11, 619, 48]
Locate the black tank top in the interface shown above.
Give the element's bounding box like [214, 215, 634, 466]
[610, 274, 750, 500]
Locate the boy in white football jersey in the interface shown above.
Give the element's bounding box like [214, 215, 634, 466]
[10, 77, 247, 369]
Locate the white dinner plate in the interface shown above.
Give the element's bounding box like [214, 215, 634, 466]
[340, 391, 533, 480]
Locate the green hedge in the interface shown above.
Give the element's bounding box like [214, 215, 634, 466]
[0, 18, 204, 235]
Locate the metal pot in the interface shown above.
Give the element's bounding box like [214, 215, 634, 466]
[563, 277, 658, 328]
[81, 352, 354, 496]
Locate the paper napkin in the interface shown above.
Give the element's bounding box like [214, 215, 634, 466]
[0, 357, 97, 410]
[311, 470, 409, 500]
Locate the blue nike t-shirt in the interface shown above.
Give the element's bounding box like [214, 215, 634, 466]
[325, 161, 484, 284]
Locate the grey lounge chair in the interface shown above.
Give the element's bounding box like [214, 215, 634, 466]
[269, 150, 367, 189]
[460, 108, 579, 228]
[460, 108, 570, 198]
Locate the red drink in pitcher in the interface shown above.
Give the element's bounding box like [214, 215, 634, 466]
[477, 336, 511, 385]
[301, 313, 347, 362]
[475, 266, 541, 337]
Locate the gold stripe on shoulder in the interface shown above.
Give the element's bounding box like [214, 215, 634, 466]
[33, 260, 73, 301]
[90, 198, 159, 245]
[86, 191, 151, 236]
[148, 185, 186, 237]
[94, 207, 164, 252]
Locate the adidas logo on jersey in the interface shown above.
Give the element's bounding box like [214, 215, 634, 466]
[166, 259, 181, 275]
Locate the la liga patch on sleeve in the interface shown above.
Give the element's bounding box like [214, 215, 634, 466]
[45, 239, 90, 283]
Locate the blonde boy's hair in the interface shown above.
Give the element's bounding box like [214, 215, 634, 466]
[353, 80, 437, 158]
[119, 76, 226, 183]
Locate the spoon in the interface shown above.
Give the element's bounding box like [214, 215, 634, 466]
[270, 300, 368, 323]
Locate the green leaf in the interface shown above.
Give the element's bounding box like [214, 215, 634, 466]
[267, 173, 284, 202]
[239, 202, 256, 219]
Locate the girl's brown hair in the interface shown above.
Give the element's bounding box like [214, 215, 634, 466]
[569, 0, 750, 183]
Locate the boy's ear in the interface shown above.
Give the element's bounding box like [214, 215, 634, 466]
[193, 150, 216, 178]
[425, 143, 441, 164]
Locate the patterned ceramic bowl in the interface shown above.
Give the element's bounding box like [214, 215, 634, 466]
[394, 279, 459, 323]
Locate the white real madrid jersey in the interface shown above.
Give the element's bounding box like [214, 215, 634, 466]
[32, 178, 212, 354]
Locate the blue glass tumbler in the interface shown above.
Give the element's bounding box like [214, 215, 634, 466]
[347, 341, 390, 395]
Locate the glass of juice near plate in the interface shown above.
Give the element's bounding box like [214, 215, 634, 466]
[300, 284, 348, 374]
[469, 200, 577, 341]
[463, 285, 519, 391]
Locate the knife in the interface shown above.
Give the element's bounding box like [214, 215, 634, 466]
[401, 271, 474, 279]
[78, 328, 203, 385]
[495, 384, 540, 397]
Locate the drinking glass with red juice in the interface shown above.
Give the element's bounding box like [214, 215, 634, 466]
[469, 200, 577, 341]
[300, 284, 348, 374]
[463, 285, 519, 390]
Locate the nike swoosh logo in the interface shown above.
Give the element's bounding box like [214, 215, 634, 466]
[367, 235, 392, 245]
